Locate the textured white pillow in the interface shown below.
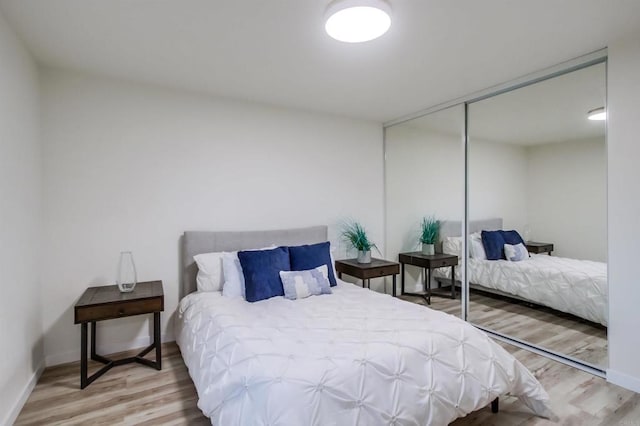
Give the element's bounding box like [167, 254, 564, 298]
[505, 243, 529, 262]
[194, 251, 225, 292]
[442, 236, 463, 258]
[222, 245, 275, 299]
[469, 232, 487, 260]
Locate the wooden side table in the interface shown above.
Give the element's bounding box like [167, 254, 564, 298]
[525, 242, 554, 255]
[398, 252, 458, 305]
[74, 280, 164, 389]
[334, 258, 400, 296]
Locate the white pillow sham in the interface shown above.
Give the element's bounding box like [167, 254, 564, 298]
[469, 232, 487, 260]
[194, 251, 225, 292]
[222, 245, 276, 299]
[442, 236, 463, 258]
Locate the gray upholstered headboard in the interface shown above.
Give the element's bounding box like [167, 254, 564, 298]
[439, 218, 503, 239]
[181, 225, 328, 297]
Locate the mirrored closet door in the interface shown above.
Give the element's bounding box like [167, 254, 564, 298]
[385, 105, 465, 316]
[466, 62, 608, 368]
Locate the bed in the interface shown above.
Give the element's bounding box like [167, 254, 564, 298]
[434, 219, 608, 326]
[175, 225, 553, 425]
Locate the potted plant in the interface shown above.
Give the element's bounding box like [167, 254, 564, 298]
[420, 216, 440, 255]
[341, 220, 378, 264]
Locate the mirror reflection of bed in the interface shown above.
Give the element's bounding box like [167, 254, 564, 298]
[433, 218, 607, 367]
[463, 62, 608, 368]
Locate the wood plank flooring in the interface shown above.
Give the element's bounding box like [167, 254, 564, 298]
[15, 306, 637, 425]
[405, 290, 608, 367]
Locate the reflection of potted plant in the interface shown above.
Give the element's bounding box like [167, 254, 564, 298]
[420, 216, 440, 255]
[341, 220, 378, 264]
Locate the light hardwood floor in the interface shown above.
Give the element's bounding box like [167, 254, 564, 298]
[15, 314, 638, 425]
[406, 289, 608, 367]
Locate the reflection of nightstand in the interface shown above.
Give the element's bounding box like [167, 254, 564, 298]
[335, 258, 399, 296]
[525, 242, 554, 255]
[398, 252, 458, 305]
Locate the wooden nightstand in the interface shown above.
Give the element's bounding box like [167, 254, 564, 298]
[74, 280, 164, 389]
[525, 242, 554, 255]
[334, 258, 400, 296]
[398, 252, 458, 305]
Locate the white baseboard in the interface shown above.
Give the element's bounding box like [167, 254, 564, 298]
[45, 332, 174, 367]
[607, 369, 640, 393]
[3, 361, 45, 426]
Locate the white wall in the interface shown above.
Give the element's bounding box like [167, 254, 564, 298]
[526, 138, 607, 261]
[40, 68, 384, 365]
[385, 113, 465, 291]
[468, 139, 528, 231]
[607, 32, 640, 392]
[0, 11, 43, 425]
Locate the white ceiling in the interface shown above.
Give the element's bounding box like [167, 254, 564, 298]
[388, 63, 606, 146]
[469, 63, 606, 145]
[1, 1, 639, 122]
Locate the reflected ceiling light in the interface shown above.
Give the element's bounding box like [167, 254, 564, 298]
[587, 107, 606, 121]
[325, 0, 391, 43]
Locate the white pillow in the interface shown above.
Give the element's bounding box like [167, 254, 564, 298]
[469, 232, 487, 260]
[505, 243, 528, 262]
[279, 265, 332, 300]
[442, 236, 463, 258]
[222, 245, 275, 299]
[193, 251, 225, 292]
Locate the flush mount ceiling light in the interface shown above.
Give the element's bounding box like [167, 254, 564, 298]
[587, 107, 606, 121]
[325, 0, 391, 43]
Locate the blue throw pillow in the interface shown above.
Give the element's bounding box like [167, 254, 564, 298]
[481, 230, 506, 260]
[288, 241, 337, 286]
[238, 246, 290, 302]
[501, 230, 525, 246]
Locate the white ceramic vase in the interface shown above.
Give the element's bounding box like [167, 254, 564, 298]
[421, 243, 435, 256]
[357, 250, 372, 264]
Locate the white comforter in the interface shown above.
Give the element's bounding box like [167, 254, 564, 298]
[176, 281, 553, 425]
[435, 254, 608, 326]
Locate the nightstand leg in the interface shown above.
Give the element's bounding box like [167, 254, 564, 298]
[425, 268, 431, 305]
[401, 263, 405, 295]
[80, 323, 88, 389]
[90, 321, 97, 359]
[392, 274, 397, 297]
[154, 312, 162, 370]
[451, 265, 456, 299]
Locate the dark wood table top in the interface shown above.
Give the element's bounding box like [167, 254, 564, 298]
[75, 280, 164, 308]
[398, 252, 458, 267]
[335, 258, 399, 269]
[525, 241, 553, 247]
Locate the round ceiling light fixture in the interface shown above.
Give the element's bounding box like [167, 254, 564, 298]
[325, 0, 391, 43]
[587, 107, 606, 121]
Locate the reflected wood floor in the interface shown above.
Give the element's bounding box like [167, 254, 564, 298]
[403, 289, 608, 367]
[15, 324, 637, 426]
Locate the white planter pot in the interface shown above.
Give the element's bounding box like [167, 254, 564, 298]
[357, 250, 372, 264]
[421, 243, 435, 256]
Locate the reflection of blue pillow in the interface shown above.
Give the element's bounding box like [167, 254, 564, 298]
[279, 265, 332, 300]
[501, 230, 525, 246]
[238, 247, 290, 302]
[288, 241, 337, 286]
[481, 230, 506, 260]
[505, 243, 528, 262]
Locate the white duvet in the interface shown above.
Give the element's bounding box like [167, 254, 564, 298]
[176, 281, 553, 425]
[434, 254, 608, 326]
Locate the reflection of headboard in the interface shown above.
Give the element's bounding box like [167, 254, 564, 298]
[439, 218, 503, 240]
[182, 225, 328, 298]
